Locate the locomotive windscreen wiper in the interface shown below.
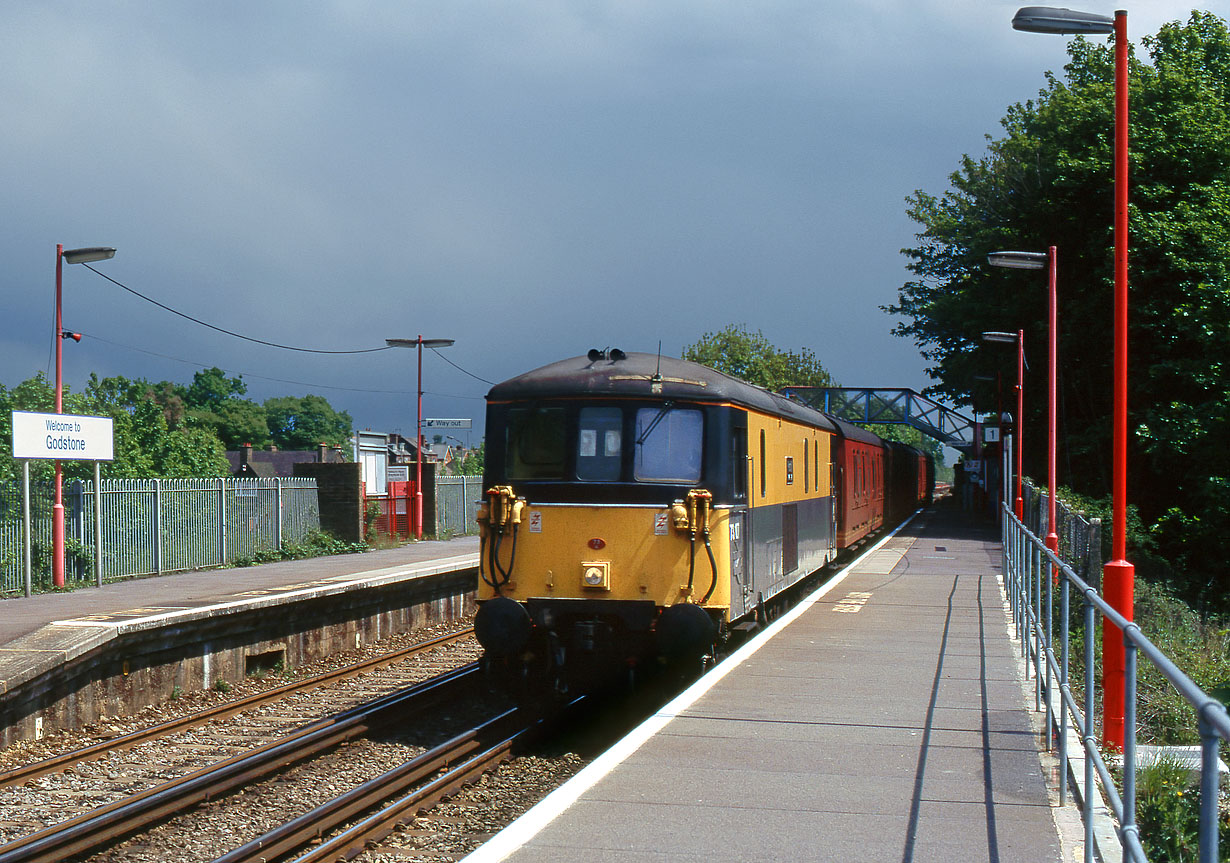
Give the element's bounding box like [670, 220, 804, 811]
[635, 401, 674, 446]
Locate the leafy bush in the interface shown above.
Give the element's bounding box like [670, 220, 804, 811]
[1133, 580, 1230, 746]
[1136, 759, 1199, 861]
[1133, 757, 1230, 863]
[364, 501, 382, 541]
[232, 531, 368, 567]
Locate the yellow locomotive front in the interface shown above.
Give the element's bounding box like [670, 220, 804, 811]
[474, 351, 750, 688]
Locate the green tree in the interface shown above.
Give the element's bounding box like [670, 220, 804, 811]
[187, 399, 271, 450]
[458, 442, 485, 476]
[176, 367, 273, 449]
[185, 367, 247, 410]
[264, 394, 353, 450]
[682, 324, 836, 391]
[885, 12, 1230, 609]
[0, 373, 230, 482]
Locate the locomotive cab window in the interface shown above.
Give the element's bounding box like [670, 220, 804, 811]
[506, 406, 566, 479]
[577, 407, 623, 481]
[634, 407, 702, 483]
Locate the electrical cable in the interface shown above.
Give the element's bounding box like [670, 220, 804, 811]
[701, 532, 719, 603]
[686, 529, 696, 594]
[479, 531, 500, 590]
[74, 331, 488, 399]
[78, 267, 499, 391]
[82, 264, 391, 355]
[430, 348, 496, 385]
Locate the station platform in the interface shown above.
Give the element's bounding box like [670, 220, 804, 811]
[0, 536, 479, 649]
[465, 505, 1079, 863]
[0, 537, 479, 742]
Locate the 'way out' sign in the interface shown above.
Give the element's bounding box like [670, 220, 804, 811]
[11, 411, 115, 461]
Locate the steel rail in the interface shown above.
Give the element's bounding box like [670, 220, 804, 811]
[0, 664, 480, 863]
[281, 696, 587, 863]
[0, 627, 474, 788]
[213, 706, 536, 863]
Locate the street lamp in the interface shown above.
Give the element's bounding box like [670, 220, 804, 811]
[988, 248, 1058, 556]
[386, 336, 455, 540]
[1012, 4, 1133, 751]
[981, 331, 1025, 520]
[53, 244, 116, 588]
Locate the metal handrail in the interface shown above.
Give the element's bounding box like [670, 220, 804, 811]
[1002, 506, 1230, 863]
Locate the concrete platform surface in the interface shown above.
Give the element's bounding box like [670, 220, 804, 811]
[0, 537, 479, 696]
[0, 536, 479, 647]
[465, 507, 1072, 863]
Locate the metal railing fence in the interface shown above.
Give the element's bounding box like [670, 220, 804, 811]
[1020, 479, 1103, 588]
[1003, 507, 1230, 863]
[0, 477, 320, 595]
[434, 475, 483, 538]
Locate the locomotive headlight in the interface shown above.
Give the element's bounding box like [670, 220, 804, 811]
[580, 561, 610, 590]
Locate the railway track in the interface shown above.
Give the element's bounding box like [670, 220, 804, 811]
[216, 700, 583, 863]
[0, 666, 486, 863]
[0, 627, 477, 791]
[0, 626, 483, 854]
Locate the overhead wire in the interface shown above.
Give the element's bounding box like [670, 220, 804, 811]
[72, 264, 498, 399]
[77, 331, 487, 400]
[82, 264, 391, 355]
[430, 348, 496, 385]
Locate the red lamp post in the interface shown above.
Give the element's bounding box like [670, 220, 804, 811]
[981, 331, 1025, 520]
[386, 336, 455, 540]
[52, 244, 116, 587]
[1012, 6, 1131, 749]
[988, 247, 1059, 548]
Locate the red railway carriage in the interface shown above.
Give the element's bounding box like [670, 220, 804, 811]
[885, 440, 933, 525]
[831, 418, 884, 548]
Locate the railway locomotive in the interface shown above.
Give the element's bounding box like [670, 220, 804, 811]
[473, 349, 933, 689]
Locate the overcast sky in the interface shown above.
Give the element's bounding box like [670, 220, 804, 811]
[4, 1, 1225, 446]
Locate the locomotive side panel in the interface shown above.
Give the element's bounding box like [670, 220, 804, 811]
[744, 411, 836, 608]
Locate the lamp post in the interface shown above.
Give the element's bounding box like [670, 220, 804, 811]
[52, 245, 116, 588]
[988, 248, 1059, 556]
[1013, 4, 1131, 750]
[386, 336, 455, 540]
[981, 331, 1025, 520]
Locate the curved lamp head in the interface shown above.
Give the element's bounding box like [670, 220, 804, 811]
[1012, 6, 1114, 34]
[988, 250, 1048, 270]
[981, 331, 1019, 344]
[62, 247, 116, 265]
[386, 337, 455, 349]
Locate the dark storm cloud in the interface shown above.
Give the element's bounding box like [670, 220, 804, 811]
[3, 1, 1221, 437]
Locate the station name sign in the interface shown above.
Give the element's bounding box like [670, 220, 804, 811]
[423, 418, 471, 430]
[11, 411, 115, 461]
